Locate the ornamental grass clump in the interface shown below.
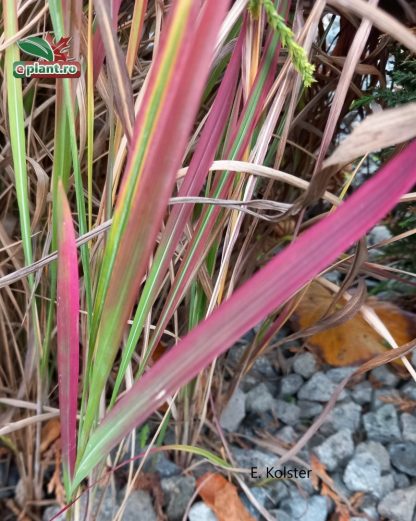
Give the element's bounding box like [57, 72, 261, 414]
[1, 0, 416, 518]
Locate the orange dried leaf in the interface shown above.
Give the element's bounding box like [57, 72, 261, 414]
[41, 418, 61, 453]
[47, 444, 65, 505]
[310, 454, 325, 490]
[320, 481, 350, 521]
[378, 395, 416, 412]
[196, 473, 256, 521]
[150, 341, 169, 365]
[293, 282, 416, 367]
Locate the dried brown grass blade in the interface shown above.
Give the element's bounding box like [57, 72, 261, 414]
[94, 0, 134, 140]
[27, 158, 48, 231]
[324, 103, 416, 168]
[315, 0, 378, 173]
[328, 0, 416, 52]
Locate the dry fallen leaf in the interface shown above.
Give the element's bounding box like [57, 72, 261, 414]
[40, 418, 61, 453]
[47, 443, 65, 505]
[310, 455, 350, 520]
[293, 281, 416, 367]
[378, 395, 416, 412]
[310, 454, 327, 491]
[324, 484, 351, 521]
[197, 473, 256, 521]
[132, 472, 165, 520]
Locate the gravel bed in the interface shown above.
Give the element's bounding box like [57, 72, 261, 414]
[42, 330, 416, 521]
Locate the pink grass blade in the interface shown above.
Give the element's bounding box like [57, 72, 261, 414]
[112, 29, 244, 399]
[80, 0, 232, 452]
[57, 181, 79, 491]
[92, 0, 122, 84]
[143, 27, 284, 360]
[73, 141, 416, 488]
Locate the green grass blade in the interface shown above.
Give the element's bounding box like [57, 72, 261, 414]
[3, 0, 34, 275]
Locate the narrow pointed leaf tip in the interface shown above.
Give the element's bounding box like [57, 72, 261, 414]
[57, 181, 79, 488]
[73, 141, 416, 487]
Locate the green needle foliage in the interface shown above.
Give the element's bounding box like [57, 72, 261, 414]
[353, 50, 416, 109]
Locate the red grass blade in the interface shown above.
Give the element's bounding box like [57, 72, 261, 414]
[57, 181, 79, 489]
[80, 0, 232, 452]
[73, 141, 416, 487]
[144, 24, 284, 356]
[112, 28, 245, 393]
[92, 0, 122, 84]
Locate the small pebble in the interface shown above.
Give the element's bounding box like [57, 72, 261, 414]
[378, 486, 416, 521]
[240, 488, 267, 520]
[246, 384, 275, 414]
[298, 372, 346, 402]
[189, 502, 218, 521]
[276, 425, 297, 445]
[350, 380, 373, 404]
[274, 400, 300, 426]
[231, 448, 275, 474]
[144, 453, 181, 478]
[363, 404, 401, 443]
[356, 441, 390, 472]
[326, 367, 356, 383]
[372, 388, 401, 409]
[393, 471, 410, 489]
[219, 388, 246, 432]
[314, 429, 354, 471]
[267, 481, 289, 504]
[123, 490, 157, 521]
[280, 493, 329, 521]
[293, 353, 318, 379]
[401, 412, 416, 443]
[343, 452, 382, 495]
[370, 365, 400, 386]
[368, 225, 392, 246]
[377, 474, 395, 498]
[280, 374, 304, 395]
[160, 476, 196, 521]
[322, 401, 361, 433]
[298, 400, 324, 419]
[252, 356, 277, 379]
[389, 442, 416, 477]
[401, 381, 416, 401]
